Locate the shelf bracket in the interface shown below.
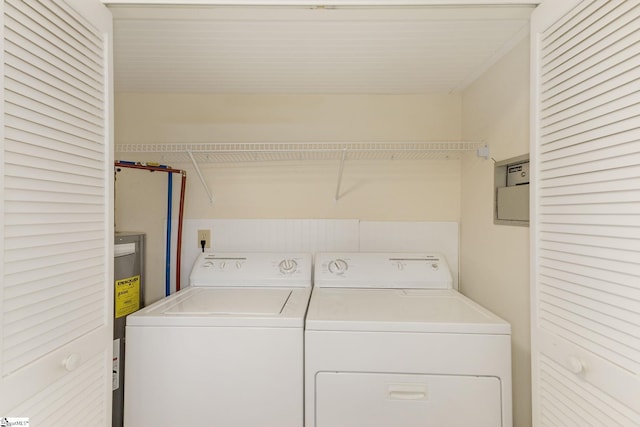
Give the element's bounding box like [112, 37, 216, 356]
[334, 147, 348, 201]
[187, 151, 215, 204]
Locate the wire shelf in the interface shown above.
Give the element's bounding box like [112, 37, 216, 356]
[115, 141, 485, 163]
[115, 141, 488, 203]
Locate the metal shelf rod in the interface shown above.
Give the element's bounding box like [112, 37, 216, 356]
[335, 147, 348, 201]
[187, 151, 215, 204]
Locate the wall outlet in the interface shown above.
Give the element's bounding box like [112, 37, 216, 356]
[198, 229, 211, 249]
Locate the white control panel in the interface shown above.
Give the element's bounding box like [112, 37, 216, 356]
[315, 252, 452, 289]
[189, 252, 312, 288]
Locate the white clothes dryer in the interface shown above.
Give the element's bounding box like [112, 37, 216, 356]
[124, 252, 312, 427]
[305, 252, 512, 427]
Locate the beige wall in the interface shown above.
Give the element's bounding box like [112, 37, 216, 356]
[115, 93, 463, 220]
[460, 37, 531, 427]
[116, 94, 460, 222]
[114, 93, 463, 302]
[116, 93, 462, 144]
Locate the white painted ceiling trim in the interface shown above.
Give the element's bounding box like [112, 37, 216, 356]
[108, 2, 536, 93]
[104, 1, 541, 5]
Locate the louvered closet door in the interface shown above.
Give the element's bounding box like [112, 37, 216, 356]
[0, 0, 113, 423]
[530, 0, 640, 426]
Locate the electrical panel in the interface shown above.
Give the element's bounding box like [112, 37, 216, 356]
[494, 155, 529, 226]
[506, 161, 529, 186]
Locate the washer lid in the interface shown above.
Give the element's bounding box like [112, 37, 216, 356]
[305, 289, 510, 334]
[127, 287, 311, 327]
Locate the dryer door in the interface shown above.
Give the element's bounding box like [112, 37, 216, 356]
[316, 372, 502, 427]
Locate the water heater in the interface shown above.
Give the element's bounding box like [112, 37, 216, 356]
[113, 232, 145, 427]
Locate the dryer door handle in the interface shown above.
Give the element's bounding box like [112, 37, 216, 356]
[387, 384, 428, 400]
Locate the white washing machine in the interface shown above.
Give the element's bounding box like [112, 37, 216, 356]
[124, 252, 312, 427]
[305, 252, 512, 427]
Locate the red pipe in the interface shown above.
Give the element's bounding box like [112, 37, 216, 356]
[115, 161, 187, 293]
[175, 171, 187, 291]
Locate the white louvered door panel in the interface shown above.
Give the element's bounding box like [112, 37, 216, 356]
[531, 1, 640, 426]
[0, 0, 113, 423]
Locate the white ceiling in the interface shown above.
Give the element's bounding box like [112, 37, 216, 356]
[109, 4, 535, 94]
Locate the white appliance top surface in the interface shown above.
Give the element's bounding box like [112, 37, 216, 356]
[127, 286, 311, 328]
[305, 288, 510, 334]
[189, 252, 312, 288]
[165, 288, 291, 315]
[314, 252, 453, 289]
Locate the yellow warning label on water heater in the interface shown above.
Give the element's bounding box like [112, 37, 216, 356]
[115, 275, 140, 318]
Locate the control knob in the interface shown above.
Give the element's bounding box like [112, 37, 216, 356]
[328, 259, 349, 275]
[279, 259, 298, 274]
